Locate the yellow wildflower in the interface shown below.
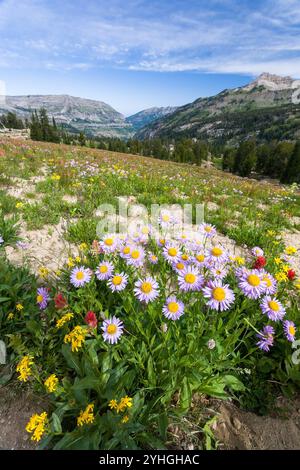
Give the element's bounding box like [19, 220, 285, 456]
[295, 279, 300, 290]
[121, 415, 129, 424]
[77, 404, 95, 427]
[267, 230, 276, 237]
[26, 412, 48, 442]
[15, 202, 24, 209]
[64, 325, 86, 352]
[281, 264, 291, 273]
[16, 303, 24, 311]
[7, 312, 14, 320]
[51, 173, 61, 181]
[275, 271, 288, 282]
[67, 257, 75, 268]
[75, 256, 81, 263]
[44, 374, 58, 393]
[285, 246, 297, 256]
[108, 399, 118, 410]
[56, 312, 74, 329]
[16, 355, 33, 382]
[38, 266, 49, 278]
[79, 243, 88, 251]
[234, 256, 245, 265]
[274, 257, 282, 265]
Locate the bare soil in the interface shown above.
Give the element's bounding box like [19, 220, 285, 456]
[0, 383, 48, 450]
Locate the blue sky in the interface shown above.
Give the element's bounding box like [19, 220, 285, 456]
[0, 0, 300, 115]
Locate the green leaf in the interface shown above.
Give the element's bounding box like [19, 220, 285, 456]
[61, 344, 81, 375]
[51, 412, 62, 434]
[223, 374, 246, 392]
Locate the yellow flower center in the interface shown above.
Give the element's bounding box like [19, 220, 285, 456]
[131, 250, 140, 259]
[212, 287, 226, 301]
[168, 248, 177, 257]
[185, 273, 196, 284]
[168, 302, 179, 313]
[162, 215, 170, 222]
[211, 247, 223, 257]
[142, 227, 149, 234]
[247, 274, 260, 286]
[104, 238, 113, 246]
[205, 226, 212, 232]
[107, 324, 117, 335]
[123, 246, 130, 255]
[112, 275, 122, 285]
[159, 238, 166, 245]
[37, 294, 43, 303]
[76, 271, 84, 280]
[268, 300, 279, 311]
[141, 282, 153, 293]
[289, 325, 296, 336]
[196, 254, 205, 262]
[99, 265, 108, 273]
[176, 262, 185, 270]
[181, 254, 189, 261]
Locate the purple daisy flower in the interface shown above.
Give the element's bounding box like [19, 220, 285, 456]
[148, 252, 158, 264]
[178, 266, 204, 292]
[211, 265, 228, 280]
[198, 223, 216, 239]
[238, 269, 266, 299]
[119, 242, 133, 259]
[95, 261, 114, 281]
[134, 276, 159, 303]
[260, 271, 277, 295]
[36, 287, 49, 310]
[162, 296, 184, 320]
[70, 266, 92, 288]
[283, 320, 296, 342]
[125, 245, 145, 268]
[101, 316, 124, 344]
[107, 272, 128, 292]
[252, 246, 264, 257]
[260, 296, 286, 321]
[158, 210, 174, 228]
[172, 261, 187, 274]
[162, 243, 182, 264]
[193, 250, 208, 268]
[207, 246, 228, 266]
[100, 234, 118, 253]
[203, 280, 235, 311]
[256, 325, 275, 352]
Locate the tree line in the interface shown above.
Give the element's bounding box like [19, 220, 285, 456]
[222, 140, 300, 184]
[0, 111, 26, 129]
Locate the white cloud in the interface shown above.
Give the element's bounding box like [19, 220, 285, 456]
[0, 0, 299, 77]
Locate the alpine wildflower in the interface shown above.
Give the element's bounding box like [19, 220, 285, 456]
[26, 412, 48, 442]
[102, 316, 124, 344]
[16, 355, 34, 382]
[64, 325, 86, 352]
[44, 374, 58, 393]
[77, 404, 95, 427]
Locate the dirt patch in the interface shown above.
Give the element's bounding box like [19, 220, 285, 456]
[5, 217, 78, 274]
[282, 230, 300, 272]
[0, 383, 48, 450]
[214, 397, 300, 450]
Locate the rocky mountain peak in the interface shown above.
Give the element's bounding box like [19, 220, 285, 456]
[244, 72, 297, 91]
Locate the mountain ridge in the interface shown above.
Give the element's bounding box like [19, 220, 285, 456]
[136, 72, 300, 143]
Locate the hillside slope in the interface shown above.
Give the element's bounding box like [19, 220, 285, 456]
[136, 73, 300, 144]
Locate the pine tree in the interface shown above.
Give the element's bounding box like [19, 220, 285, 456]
[234, 140, 257, 177]
[222, 148, 236, 172]
[281, 141, 300, 184]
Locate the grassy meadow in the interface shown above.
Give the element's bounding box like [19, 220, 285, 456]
[0, 137, 300, 449]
